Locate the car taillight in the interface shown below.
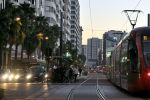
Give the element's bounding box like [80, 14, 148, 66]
[147, 72, 150, 77]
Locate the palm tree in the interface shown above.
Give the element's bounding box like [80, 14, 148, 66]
[0, 1, 35, 67]
[16, 3, 35, 60]
[0, 1, 19, 66]
[34, 16, 60, 58]
[22, 16, 48, 62]
[0, 7, 11, 68]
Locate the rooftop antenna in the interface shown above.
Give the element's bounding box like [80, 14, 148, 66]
[123, 10, 142, 29]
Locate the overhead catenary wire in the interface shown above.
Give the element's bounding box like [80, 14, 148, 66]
[133, 0, 142, 10]
[89, 0, 94, 35]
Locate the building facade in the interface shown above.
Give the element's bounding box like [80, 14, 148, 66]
[3, 0, 82, 62]
[9, 0, 71, 41]
[102, 30, 126, 65]
[86, 38, 102, 67]
[81, 45, 87, 64]
[0, 0, 5, 10]
[70, 0, 82, 54]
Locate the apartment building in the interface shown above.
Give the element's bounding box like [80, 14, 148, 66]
[102, 30, 126, 65]
[3, 0, 82, 60]
[0, 0, 5, 10]
[70, 0, 82, 54]
[86, 38, 102, 67]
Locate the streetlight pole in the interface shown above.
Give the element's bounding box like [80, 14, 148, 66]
[45, 36, 49, 76]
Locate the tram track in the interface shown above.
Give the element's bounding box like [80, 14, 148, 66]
[96, 73, 108, 100]
[3, 73, 148, 100]
[67, 76, 92, 100]
[67, 73, 109, 100]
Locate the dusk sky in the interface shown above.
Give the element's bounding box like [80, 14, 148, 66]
[79, 0, 150, 44]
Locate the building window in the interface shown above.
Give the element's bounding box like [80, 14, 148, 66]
[71, 6, 75, 9]
[71, 11, 75, 14]
[45, 6, 50, 12]
[71, 30, 75, 33]
[71, 1, 75, 5]
[71, 25, 75, 28]
[28, 0, 35, 4]
[71, 16, 75, 19]
[71, 21, 75, 24]
[71, 35, 75, 38]
[71, 40, 75, 43]
[14, 0, 18, 2]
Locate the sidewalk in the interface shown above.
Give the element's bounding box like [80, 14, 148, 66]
[77, 75, 88, 80]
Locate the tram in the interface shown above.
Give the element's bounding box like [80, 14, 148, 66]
[107, 27, 150, 92]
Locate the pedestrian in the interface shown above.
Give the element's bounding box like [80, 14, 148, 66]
[66, 66, 74, 83]
[78, 68, 82, 76]
[73, 66, 79, 82]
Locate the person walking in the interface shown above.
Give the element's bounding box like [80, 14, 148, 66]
[73, 66, 79, 82]
[78, 68, 82, 76]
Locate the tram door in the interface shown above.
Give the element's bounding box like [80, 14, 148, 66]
[127, 39, 139, 88]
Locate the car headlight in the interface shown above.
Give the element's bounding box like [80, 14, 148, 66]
[2, 74, 9, 80]
[15, 74, 20, 80]
[8, 74, 14, 81]
[45, 74, 48, 78]
[26, 74, 32, 80]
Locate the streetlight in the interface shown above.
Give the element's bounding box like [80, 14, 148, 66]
[15, 17, 21, 21]
[37, 32, 44, 39]
[45, 36, 49, 40]
[37, 33, 50, 82]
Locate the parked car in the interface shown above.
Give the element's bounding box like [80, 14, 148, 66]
[26, 65, 47, 82]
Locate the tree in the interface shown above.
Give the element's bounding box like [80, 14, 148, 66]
[0, 7, 10, 68]
[17, 3, 35, 60]
[0, 1, 23, 66]
[78, 54, 86, 65]
[61, 41, 78, 66]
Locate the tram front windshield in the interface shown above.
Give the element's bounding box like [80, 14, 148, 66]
[143, 35, 150, 67]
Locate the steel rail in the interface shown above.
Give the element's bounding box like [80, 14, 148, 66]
[67, 75, 92, 100]
[96, 73, 107, 100]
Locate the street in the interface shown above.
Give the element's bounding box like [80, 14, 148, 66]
[0, 72, 149, 100]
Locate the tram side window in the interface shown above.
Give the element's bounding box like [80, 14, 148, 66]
[115, 46, 121, 74]
[143, 35, 150, 66]
[128, 40, 138, 72]
[120, 40, 128, 74]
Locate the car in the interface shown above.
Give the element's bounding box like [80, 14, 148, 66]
[11, 69, 26, 82]
[26, 65, 48, 82]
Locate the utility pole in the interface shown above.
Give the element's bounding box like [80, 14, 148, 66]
[123, 10, 142, 29]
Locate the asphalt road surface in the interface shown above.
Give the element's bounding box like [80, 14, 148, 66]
[0, 73, 150, 100]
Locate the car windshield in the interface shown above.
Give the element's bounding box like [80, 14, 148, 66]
[11, 69, 25, 74]
[143, 35, 150, 67]
[0, 69, 10, 74]
[29, 66, 45, 73]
